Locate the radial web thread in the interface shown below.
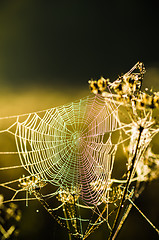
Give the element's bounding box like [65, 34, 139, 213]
[0, 94, 121, 205]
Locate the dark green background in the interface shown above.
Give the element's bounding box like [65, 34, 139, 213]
[0, 0, 158, 89]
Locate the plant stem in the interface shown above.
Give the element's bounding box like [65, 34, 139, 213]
[108, 125, 143, 240]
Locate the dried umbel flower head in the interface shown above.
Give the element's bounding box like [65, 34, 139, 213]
[88, 77, 110, 94]
[88, 62, 145, 100]
[57, 187, 80, 204]
[19, 175, 46, 194]
[135, 92, 159, 110]
[87, 62, 159, 113]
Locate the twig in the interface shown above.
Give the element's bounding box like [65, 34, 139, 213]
[108, 125, 144, 240]
[128, 198, 159, 234]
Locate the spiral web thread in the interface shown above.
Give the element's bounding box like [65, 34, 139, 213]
[0, 94, 123, 206]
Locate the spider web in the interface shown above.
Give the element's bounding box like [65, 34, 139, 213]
[0, 87, 159, 239]
[0, 94, 122, 205]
